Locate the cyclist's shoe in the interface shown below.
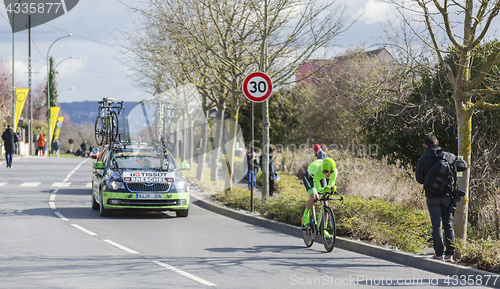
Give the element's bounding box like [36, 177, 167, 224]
[431, 254, 444, 261]
[323, 229, 332, 239]
[444, 255, 454, 262]
[302, 211, 310, 227]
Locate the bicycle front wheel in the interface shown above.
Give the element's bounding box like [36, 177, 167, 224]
[301, 205, 315, 248]
[95, 117, 105, 146]
[321, 206, 336, 252]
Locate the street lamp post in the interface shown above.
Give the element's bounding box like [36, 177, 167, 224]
[46, 34, 72, 156]
[55, 55, 75, 70]
[12, 0, 23, 128]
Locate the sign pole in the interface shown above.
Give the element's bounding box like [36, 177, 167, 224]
[243, 71, 272, 211]
[250, 101, 254, 212]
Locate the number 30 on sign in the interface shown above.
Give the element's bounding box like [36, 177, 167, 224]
[243, 72, 273, 102]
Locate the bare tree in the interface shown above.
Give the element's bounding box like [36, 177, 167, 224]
[120, 0, 352, 195]
[406, 0, 500, 240]
[0, 60, 13, 128]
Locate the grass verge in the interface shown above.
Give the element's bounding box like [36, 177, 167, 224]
[214, 174, 432, 254]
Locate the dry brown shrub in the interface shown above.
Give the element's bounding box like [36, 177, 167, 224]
[273, 146, 425, 210]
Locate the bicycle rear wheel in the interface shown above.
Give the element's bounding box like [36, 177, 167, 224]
[321, 206, 336, 252]
[109, 111, 119, 143]
[95, 117, 105, 146]
[301, 205, 315, 247]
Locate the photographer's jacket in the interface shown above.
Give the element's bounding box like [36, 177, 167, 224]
[416, 144, 466, 198]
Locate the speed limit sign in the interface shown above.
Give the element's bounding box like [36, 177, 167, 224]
[243, 72, 273, 102]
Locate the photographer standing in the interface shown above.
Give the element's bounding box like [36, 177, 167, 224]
[415, 134, 467, 263]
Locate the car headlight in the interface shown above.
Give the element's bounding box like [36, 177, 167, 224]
[109, 181, 126, 190]
[176, 180, 186, 193]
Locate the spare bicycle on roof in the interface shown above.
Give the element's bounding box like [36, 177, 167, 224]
[94, 97, 124, 146]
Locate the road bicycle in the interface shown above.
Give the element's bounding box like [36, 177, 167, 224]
[95, 98, 123, 146]
[301, 188, 343, 252]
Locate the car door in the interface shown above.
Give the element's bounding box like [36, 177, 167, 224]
[93, 148, 109, 192]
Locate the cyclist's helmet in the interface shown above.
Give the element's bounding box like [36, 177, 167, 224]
[322, 158, 336, 172]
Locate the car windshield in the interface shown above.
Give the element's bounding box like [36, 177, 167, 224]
[111, 150, 172, 171]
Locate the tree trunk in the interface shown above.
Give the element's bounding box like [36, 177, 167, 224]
[196, 119, 208, 182]
[453, 108, 472, 242]
[187, 115, 193, 168]
[224, 97, 239, 190]
[210, 104, 225, 182]
[196, 94, 209, 181]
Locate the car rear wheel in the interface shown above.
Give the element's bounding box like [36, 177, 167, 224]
[176, 208, 188, 217]
[92, 193, 99, 210]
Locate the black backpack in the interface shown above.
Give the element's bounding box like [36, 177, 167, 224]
[423, 157, 453, 196]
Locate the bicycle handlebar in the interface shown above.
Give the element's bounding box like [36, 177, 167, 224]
[313, 189, 343, 202]
[98, 98, 124, 114]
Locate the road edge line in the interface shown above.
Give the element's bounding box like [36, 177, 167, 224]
[191, 194, 500, 288]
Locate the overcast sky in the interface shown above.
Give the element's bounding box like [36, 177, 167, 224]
[0, 0, 486, 104]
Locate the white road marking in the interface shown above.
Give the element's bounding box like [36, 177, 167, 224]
[49, 202, 56, 209]
[52, 182, 71, 187]
[50, 194, 56, 201]
[0, 182, 7, 186]
[62, 178, 70, 182]
[21, 182, 41, 187]
[54, 212, 68, 221]
[86, 183, 92, 188]
[153, 261, 216, 287]
[71, 224, 97, 236]
[103, 240, 138, 254]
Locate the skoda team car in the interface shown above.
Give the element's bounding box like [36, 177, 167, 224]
[92, 143, 190, 217]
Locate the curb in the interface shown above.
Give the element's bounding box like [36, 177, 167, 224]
[191, 194, 500, 288]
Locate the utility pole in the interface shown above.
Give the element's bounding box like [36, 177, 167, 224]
[28, 15, 32, 155]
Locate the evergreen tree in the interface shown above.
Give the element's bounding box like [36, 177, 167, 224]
[44, 56, 59, 108]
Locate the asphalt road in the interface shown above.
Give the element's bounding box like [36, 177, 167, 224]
[0, 157, 493, 288]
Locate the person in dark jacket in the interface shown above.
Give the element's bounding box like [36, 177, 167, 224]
[53, 138, 61, 157]
[313, 144, 327, 159]
[246, 146, 259, 189]
[2, 125, 19, 168]
[260, 144, 278, 196]
[416, 134, 467, 263]
[80, 140, 87, 158]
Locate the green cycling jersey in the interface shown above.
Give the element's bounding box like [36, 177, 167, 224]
[306, 159, 338, 195]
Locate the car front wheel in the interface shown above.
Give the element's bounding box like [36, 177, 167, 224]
[99, 189, 110, 217]
[176, 208, 188, 217]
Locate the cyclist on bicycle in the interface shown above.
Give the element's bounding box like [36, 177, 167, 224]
[302, 158, 338, 235]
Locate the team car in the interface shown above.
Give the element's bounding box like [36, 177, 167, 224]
[91, 142, 190, 217]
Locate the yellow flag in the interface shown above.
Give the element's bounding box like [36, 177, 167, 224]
[14, 88, 29, 131]
[49, 107, 60, 143]
[54, 116, 64, 141]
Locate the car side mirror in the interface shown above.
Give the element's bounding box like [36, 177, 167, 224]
[179, 163, 190, 170]
[93, 162, 103, 169]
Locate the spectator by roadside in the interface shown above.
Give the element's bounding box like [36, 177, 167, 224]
[246, 145, 259, 189]
[260, 144, 279, 196]
[314, 144, 327, 159]
[80, 140, 87, 158]
[53, 139, 61, 157]
[2, 125, 19, 168]
[36, 133, 46, 156]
